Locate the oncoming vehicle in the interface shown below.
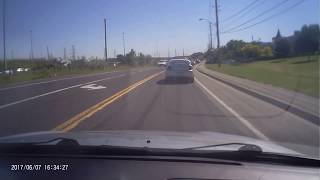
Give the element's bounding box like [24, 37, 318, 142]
[165, 59, 194, 83]
[157, 59, 168, 67]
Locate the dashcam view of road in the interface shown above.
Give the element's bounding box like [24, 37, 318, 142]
[0, 0, 319, 159]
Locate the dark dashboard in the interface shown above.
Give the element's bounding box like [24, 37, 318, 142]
[1, 155, 318, 180]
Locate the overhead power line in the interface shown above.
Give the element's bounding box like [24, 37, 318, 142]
[222, 0, 290, 33]
[222, 0, 266, 26]
[223, 0, 306, 34]
[221, 0, 259, 23]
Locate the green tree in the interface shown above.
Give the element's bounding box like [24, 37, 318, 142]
[294, 24, 320, 55]
[258, 46, 273, 58]
[145, 55, 152, 64]
[126, 49, 136, 65]
[116, 54, 126, 64]
[273, 38, 290, 57]
[137, 52, 145, 65]
[226, 40, 246, 58]
[241, 44, 260, 60]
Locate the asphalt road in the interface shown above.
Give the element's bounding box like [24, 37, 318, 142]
[0, 66, 318, 157]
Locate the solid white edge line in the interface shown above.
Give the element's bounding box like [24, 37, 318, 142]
[195, 77, 270, 141]
[0, 74, 125, 110]
[198, 66, 318, 118]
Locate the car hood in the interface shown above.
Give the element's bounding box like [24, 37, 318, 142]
[0, 130, 301, 156]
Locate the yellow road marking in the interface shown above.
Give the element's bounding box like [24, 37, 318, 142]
[52, 71, 163, 132]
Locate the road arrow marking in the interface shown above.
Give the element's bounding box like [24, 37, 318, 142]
[0, 74, 125, 110]
[80, 84, 106, 90]
[53, 71, 163, 132]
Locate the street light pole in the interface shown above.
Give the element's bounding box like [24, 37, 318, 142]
[2, 0, 7, 70]
[199, 18, 213, 50]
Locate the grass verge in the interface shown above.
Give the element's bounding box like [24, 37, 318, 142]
[0, 65, 151, 86]
[206, 55, 319, 97]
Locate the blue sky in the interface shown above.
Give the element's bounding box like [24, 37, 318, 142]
[0, 0, 318, 59]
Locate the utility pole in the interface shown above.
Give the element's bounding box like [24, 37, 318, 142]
[46, 46, 50, 60]
[2, 0, 7, 70]
[214, 0, 220, 48]
[209, 22, 213, 49]
[72, 45, 75, 61]
[104, 18, 107, 62]
[183, 49, 185, 57]
[114, 49, 116, 58]
[122, 32, 126, 56]
[30, 30, 34, 60]
[156, 41, 159, 58]
[64, 48, 67, 60]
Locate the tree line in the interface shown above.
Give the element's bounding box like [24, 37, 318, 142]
[115, 49, 153, 65]
[206, 24, 319, 63]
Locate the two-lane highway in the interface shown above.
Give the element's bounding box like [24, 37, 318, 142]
[0, 68, 160, 136]
[0, 66, 318, 158]
[73, 71, 257, 137]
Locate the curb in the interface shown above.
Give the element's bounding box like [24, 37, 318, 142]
[196, 66, 319, 126]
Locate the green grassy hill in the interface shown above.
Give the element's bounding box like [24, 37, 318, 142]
[206, 55, 319, 97]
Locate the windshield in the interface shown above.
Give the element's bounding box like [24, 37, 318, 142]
[0, 0, 319, 160]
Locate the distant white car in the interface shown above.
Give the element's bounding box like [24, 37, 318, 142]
[16, 68, 24, 72]
[157, 60, 168, 67]
[16, 68, 31, 72]
[57, 57, 71, 67]
[165, 59, 194, 83]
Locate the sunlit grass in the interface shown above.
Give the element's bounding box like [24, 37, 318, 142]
[0, 64, 152, 86]
[206, 55, 319, 97]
